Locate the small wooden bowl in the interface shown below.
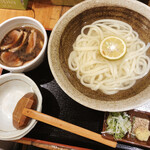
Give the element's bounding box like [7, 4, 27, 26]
[48, 0, 150, 112]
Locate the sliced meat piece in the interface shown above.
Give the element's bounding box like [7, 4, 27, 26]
[9, 32, 28, 52]
[40, 40, 44, 49]
[0, 30, 23, 50]
[0, 67, 3, 75]
[26, 30, 37, 54]
[1, 51, 23, 67]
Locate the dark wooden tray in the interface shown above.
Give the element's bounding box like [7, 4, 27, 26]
[2, 31, 150, 150]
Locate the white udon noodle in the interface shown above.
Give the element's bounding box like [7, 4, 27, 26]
[68, 19, 150, 95]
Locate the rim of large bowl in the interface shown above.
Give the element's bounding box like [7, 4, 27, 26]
[48, 0, 150, 112]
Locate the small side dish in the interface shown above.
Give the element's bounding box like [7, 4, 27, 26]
[0, 26, 44, 67]
[0, 16, 47, 73]
[102, 110, 150, 149]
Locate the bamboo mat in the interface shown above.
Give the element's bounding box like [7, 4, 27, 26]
[0, 0, 70, 31]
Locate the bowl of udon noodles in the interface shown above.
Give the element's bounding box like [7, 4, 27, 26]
[48, 0, 150, 112]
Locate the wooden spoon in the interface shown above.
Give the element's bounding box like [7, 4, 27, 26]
[13, 92, 118, 148]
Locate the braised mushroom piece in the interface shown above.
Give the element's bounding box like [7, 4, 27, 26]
[26, 30, 37, 54]
[0, 26, 44, 67]
[9, 31, 28, 53]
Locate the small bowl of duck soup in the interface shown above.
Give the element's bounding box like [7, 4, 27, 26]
[0, 16, 47, 73]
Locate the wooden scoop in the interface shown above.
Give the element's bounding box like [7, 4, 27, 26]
[13, 93, 37, 129]
[13, 93, 117, 148]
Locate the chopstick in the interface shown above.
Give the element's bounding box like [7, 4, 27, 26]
[14, 137, 92, 150]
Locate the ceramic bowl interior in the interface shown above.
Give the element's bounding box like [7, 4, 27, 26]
[48, 0, 150, 111]
[0, 16, 47, 73]
[0, 73, 42, 140]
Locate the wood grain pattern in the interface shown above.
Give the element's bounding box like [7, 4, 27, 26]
[14, 137, 91, 150]
[0, 9, 34, 23]
[0, 0, 71, 30]
[0, 0, 148, 30]
[31, 0, 62, 30]
[0, 0, 34, 24]
[61, 6, 70, 16]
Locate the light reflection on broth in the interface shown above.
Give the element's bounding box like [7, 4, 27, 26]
[0, 26, 44, 67]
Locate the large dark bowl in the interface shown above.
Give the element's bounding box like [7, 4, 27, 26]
[48, 0, 150, 111]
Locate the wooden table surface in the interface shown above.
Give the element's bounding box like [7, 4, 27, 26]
[0, 0, 149, 31]
[0, 0, 70, 31]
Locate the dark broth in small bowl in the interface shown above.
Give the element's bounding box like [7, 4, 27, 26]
[0, 26, 44, 67]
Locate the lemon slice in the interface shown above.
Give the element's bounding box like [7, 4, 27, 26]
[100, 36, 126, 60]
